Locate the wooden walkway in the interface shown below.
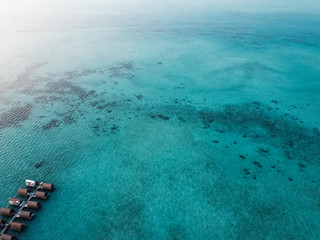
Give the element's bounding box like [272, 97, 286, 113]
[0, 183, 42, 237]
[0, 180, 54, 240]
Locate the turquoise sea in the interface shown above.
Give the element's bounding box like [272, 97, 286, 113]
[0, 0, 320, 239]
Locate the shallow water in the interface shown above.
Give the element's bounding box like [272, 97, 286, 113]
[0, 1, 320, 239]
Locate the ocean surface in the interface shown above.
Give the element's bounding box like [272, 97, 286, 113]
[0, 0, 320, 239]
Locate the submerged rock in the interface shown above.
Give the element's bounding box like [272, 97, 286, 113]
[111, 124, 118, 132]
[258, 147, 269, 153]
[158, 115, 169, 120]
[178, 117, 186, 122]
[150, 114, 170, 121]
[64, 116, 75, 124]
[35, 161, 44, 168]
[136, 95, 143, 100]
[253, 161, 263, 168]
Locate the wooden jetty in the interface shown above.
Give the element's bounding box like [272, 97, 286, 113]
[0, 180, 54, 240]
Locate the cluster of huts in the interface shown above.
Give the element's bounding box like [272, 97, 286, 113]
[0, 180, 54, 240]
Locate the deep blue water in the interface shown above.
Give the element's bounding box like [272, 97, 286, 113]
[0, 1, 320, 239]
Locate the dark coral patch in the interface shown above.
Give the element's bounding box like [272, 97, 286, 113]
[96, 102, 117, 110]
[108, 62, 135, 79]
[91, 99, 117, 111]
[43, 119, 61, 130]
[96, 105, 108, 110]
[0, 104, 33, 129]
[64, 116, 76, 124]
[120, 62, 134, 70]
[150, 114, 170, 121]
[45, 80, 95, 99]
[197, 102, 319, 164]
[198, 110, 215, 128]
